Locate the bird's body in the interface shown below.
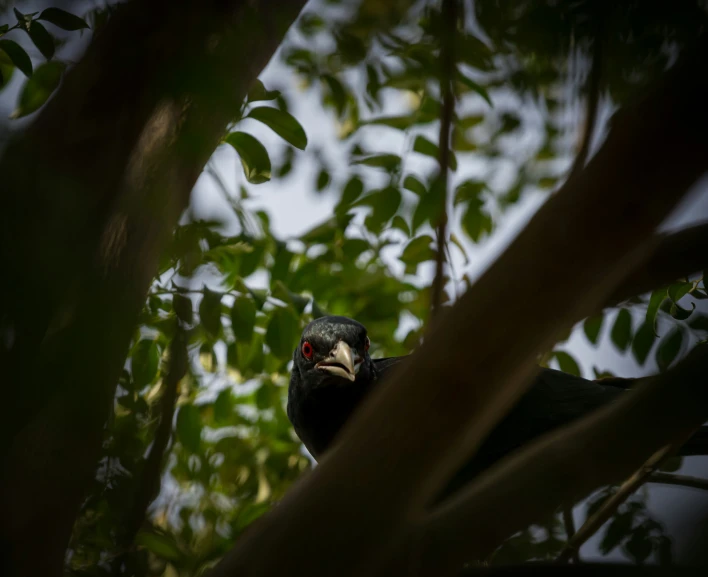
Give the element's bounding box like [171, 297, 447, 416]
[287, 316, 708, 495]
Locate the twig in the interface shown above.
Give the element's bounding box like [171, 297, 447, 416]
[556, 433, 693, 563]
[116, 326, 188, 563]
[648, 472, 708, 491]
[430, 0, 457, 319]
[561, 507, 581, 563]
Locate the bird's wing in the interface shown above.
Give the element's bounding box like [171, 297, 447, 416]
[371, 355, 407, 379]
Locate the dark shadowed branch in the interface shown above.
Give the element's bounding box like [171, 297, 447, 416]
[117, 326, 187, 564]
[606, 223, 708, 307]
[649, 472, 708, 491]
[399, 346, 708, 575]
[0, 1, 306, 575]
[556, 435, 690, 563]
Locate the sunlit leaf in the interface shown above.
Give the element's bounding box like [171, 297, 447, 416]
[247, 106, 308, 150]
[553, 351, 580, 377]
[135, 530, 182, 562]
[11, 60, 65, 118]
[226, 131, 272, 184]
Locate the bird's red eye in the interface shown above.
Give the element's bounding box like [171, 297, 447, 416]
[364, 337, 370, 352]
[302, 341, 314, 359]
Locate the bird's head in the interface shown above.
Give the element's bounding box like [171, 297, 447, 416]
[291, 315, 374, 389]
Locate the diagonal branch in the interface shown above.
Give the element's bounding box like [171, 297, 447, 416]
[395, 346, 708, 575]
[605, 223, 708, 307]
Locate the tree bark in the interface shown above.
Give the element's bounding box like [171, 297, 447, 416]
[210, 34, 708, 577]
[0, 1, 305, 575]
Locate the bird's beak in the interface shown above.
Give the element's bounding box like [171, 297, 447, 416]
[315, 341, 361, 382]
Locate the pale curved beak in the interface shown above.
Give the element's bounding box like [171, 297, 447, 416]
[315, 341, 361, 382]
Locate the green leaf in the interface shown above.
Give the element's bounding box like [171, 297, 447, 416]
[400, 235, 435, 275]
[668, 281, 692, 303]
[403, 174, 426, 196]
[646, 288, 666, 335]
[456, 70, 493, 106]
[316, 168, 330, 191]
[669, 301, 695, 321]
[391, 215, 410, 237]
[352, 153, 401, 172]
[583, 315, 603, 345]
[689, 314, 708, 332]
[412, 182, 444, 233]
[231, 295, 256, 341]
[132, 339, 160, 386]
[11, 60, 65, 118]
[173, 294, 193, 324]
[631, 322, 655, 366]
[553, 351, 580, 377]
[176, 404, 202, 453]
[610, 309, 632, 352]
[247, 79, 280, 102]
[39, 7, 90, 31]
[336, 176, 363, 213]
[214, 389, 233, 423]
[28, 21, 55, 60]
[412, 135, 457, 170]
[655, 328, 683, 371]
[135, 530, 182, 562]
[199, 288, 222, 338]
[625, 526, 652, 564]
[265, 306, 300, 360]
[600, 512, 633, 553]
[454, 180, 485, 206]
[362, 114, 415, 130]
[225, 131, 271, 184]
[0, 39, 32, 76]
[0, 49, 15, 91]
[247, 106, 307, 150]
[462, 204, 492, 243]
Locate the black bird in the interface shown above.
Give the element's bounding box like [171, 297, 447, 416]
[287, 316, 708, 493]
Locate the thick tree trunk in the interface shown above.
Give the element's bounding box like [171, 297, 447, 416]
[0, 1, 305, 575]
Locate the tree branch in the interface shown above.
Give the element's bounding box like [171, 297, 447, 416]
[210, 34, 708, 577]
[649, 472, 708, 492]
[431, 0, 457, 319]
[396, 346, 708, 575]
[116, 326, 187, 568]
[556, 436, 689, 563]
[0, 1, 306, 574]
[605, 223, 708, 306]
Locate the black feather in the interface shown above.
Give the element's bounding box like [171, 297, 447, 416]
[288, 316, 707, 499]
